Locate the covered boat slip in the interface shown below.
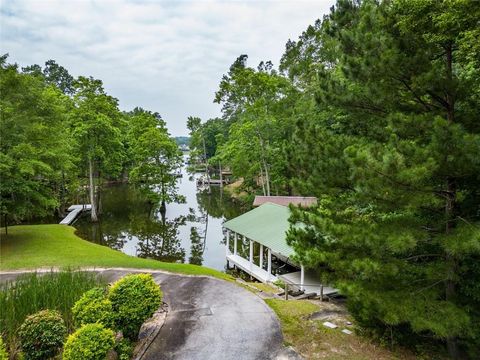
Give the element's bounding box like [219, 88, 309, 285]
[223, 202, 337, 296]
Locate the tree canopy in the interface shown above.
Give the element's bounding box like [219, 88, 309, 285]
[0, 55, 182, 226]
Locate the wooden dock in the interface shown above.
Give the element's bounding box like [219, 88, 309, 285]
[227, 254, 278, 283]
[59, 204, 91, 225]
[279, 271, 337, 296]
[208, 179, 228, 185]
[197, 178, 228, 186]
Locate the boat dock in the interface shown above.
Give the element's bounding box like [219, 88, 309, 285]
[223, 201, 338, 297]
[279, 271, 337, 296]
[226, 253, 278, 283]
[59, 204, 91, 225]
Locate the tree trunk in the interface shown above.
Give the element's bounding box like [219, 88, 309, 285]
[443, 42, 459, 360]
[202, 135, 210, 194]
[159, 167, 167, 218]
[160, 200, 166, 220]
[59, 170, 66, 218]
[257, 133, 271, 196]
[263, 160, 271, 196]
[219, 162, 223, 188]
[203, 209, 209, 252]
[4, 214, 7, 236]
[96, 171, 102, 215]
[259, 165, 266, 196]
[445, 177, 459, 359]
[88, 158, 98, 222]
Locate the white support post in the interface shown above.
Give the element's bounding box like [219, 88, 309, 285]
[226, 230, 230, 256]
[234, 232, 237, 255]
[249, 239, 254, 273]
[267, 248, 272, 281]
[259, 244, 264, 269]
[249, 240, 254, 263]
[300, 265, 305, 291]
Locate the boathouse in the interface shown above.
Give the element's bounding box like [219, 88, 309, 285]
[223, 200, 337, 296]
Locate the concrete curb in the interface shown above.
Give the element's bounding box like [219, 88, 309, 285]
[132, 303, 169, 360]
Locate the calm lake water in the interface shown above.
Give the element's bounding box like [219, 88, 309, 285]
[74, 158, 249, 271]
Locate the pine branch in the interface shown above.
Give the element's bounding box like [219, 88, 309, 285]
[395, 77, 433, 112]
[372, 168, 433, 195]
[426, 90, 450, 110]
[413, 279, 445, 294]
[456, 216, 479, 228]
[402, 254, 442, 261]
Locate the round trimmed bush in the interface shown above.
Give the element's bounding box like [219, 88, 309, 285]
[63, 323, 115, 360]
[18, 309, 67, 360]
[108, 273, 162, 339]
[0, 336, 8, 360]
[72, 287, 114, 328]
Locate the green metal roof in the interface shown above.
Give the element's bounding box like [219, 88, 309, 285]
[223, 202, 295, 258]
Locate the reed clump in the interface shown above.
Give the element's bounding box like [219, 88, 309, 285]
[0, 270, 106, 355]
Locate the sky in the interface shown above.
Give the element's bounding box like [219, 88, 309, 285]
[1, 0, 334, 136]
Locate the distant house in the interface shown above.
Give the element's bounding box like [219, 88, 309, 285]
[252, 196, 317, 207]
[222, 201, 336, 297]
[179, 144, 189, 152]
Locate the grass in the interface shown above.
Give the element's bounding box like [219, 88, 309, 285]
[265, 299, 416, 360]
[245, 281, 279, 294]
[0, 270, 106, 356]
[0, 225, 231, 281]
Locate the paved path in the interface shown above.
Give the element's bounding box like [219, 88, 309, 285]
[0, 269, 301, 360]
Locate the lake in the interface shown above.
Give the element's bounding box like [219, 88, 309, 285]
[74, 158, 250, 271]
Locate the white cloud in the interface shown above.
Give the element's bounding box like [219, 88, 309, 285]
[1, 0, 334, 135]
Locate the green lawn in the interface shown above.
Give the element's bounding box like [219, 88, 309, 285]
[265, 299, 417, 360]
[0, 224, 231, 280]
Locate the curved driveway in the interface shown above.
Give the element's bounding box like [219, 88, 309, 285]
[1, 269, 300, 360]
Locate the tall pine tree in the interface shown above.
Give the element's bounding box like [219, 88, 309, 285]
[286, 0, 480, 357]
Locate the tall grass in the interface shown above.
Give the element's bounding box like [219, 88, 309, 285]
[0, 270, 106, 355]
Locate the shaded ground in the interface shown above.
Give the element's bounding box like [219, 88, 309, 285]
[1, 269, 299, 360]
[266, 299, 419, 360]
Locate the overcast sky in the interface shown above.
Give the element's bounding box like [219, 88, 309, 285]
[1, 0, 334, 136]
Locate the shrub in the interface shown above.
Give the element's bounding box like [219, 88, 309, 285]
[0, 337, 8, 360]
[108, 273, 162, 339]
[63, 323, 115, 360]
[115, 338, 133, 360]
[72, 287, 114, 328]
[18, 309, 67, 360]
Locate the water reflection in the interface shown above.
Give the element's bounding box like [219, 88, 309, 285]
[189, 227, 204, 265]
[130, 212, 185, 262]
[74, 158, 249, 271]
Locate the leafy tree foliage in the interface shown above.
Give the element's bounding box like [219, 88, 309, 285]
[212, 56, 296, 195]
[128, 110, 183, 213]
[0, 56, 73, 229]
[71, 76, 124, 222]
[127, 108, 183, 213]
[22, 59, 75, 95]
[1, 56, 180, 227]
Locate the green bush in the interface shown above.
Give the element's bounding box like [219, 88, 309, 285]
[0, 337, 8, 360]
[115, 338, 133, 360]
[108, 273, 162, 339]
[63, 323, 115, 360]
[72, 287, 114, 328]
[18, 309, 67, 360]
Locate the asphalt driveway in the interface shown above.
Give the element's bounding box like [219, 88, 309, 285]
[1, 269, 300, 360]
